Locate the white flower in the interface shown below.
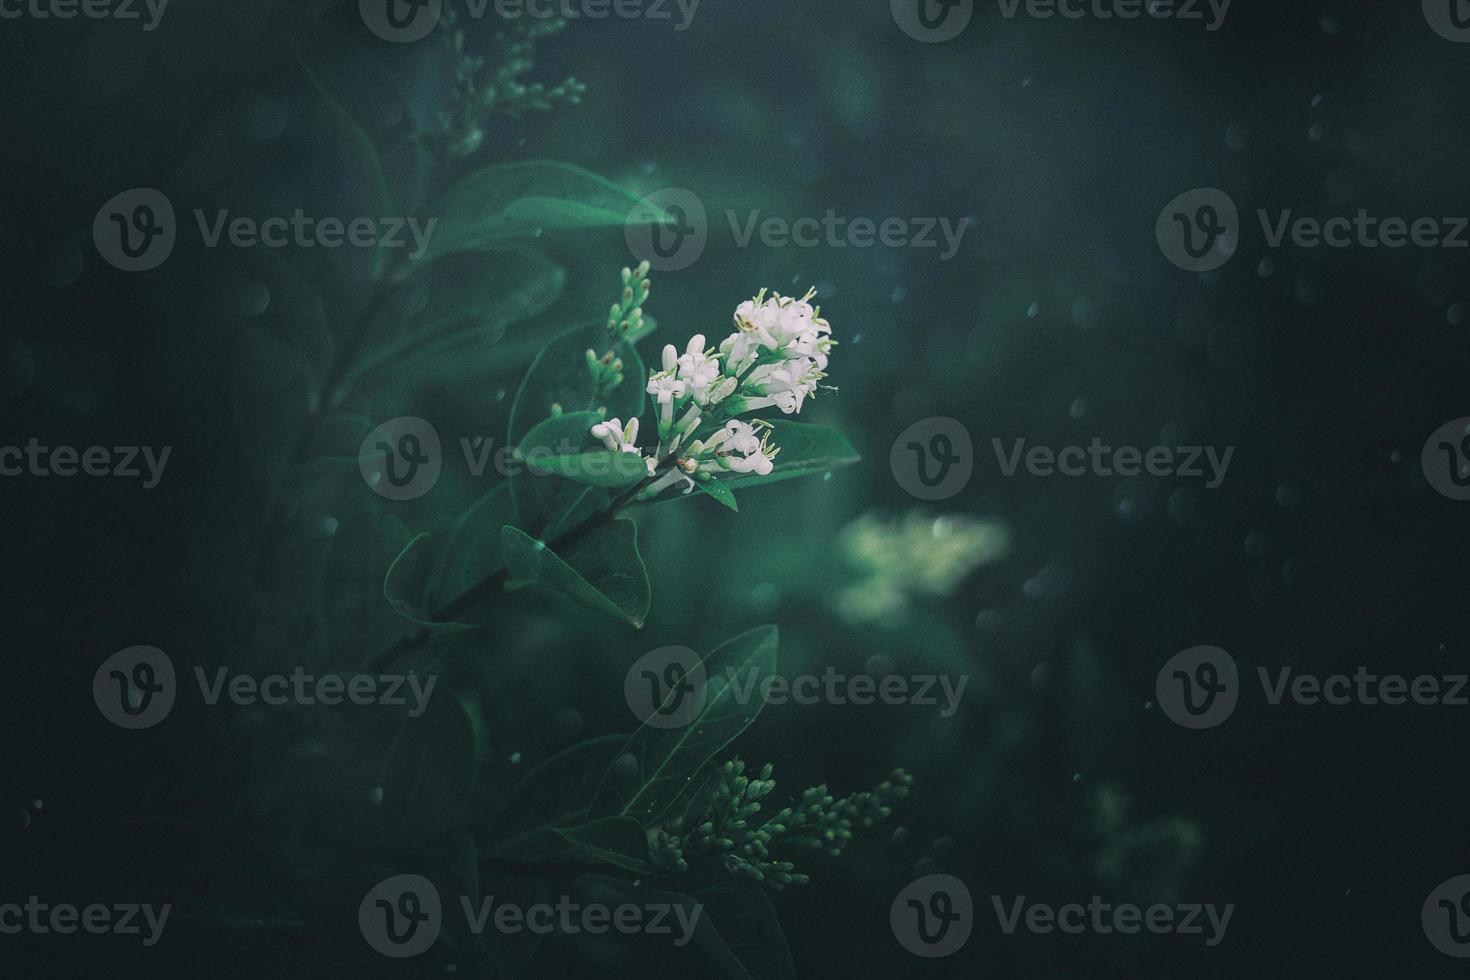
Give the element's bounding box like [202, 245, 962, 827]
[725, 288, 833, 379]
[591, 417, 640, 453]
[647, 343, 689, 406]
[708, 419, 778, 476]
[676, 334, 722, 403]
[591, 417, 657, 475]
[722, 420, 762, 454]
[746, 357, 822, 415]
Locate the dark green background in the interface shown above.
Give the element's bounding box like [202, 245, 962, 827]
[2, 0, 1469, 976]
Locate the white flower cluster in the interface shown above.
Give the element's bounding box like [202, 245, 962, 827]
[590, 289, 835, 496]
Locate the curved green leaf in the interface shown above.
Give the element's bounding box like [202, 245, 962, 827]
[383, 533, 477, 631]
[408, 161, 652, 270]
[590, 625, 779, 825]
[501, 521, 650, 627]
[555, 816, 659, 874]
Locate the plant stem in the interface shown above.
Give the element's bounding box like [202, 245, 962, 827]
[358, 468, 665, 674]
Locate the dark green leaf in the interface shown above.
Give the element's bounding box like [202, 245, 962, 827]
[691, 476, 739, 511]
[526, 450, 650, 489]
[511, 410, 604, 536]
[485, 734, 629, 845]
[407, 161, 652, 270]
[345, 247, 566, 393]
[378, 688, 481, 837]
[501, 521, 651, 628]
[104, 819, 301, 930]
[508, 323, 645, 449]
[590, 626, 779, 825]
[383, 533, 477, 631]
[555, 817, 659, 874]
[427, 482, 516, 615]
[687, 876, 797, 980]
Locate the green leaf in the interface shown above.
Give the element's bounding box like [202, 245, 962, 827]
[686, 876, 798, 980]
[378, 688, 481, 837]
[590, 626, 779, 825]
[525, 450, 650, 489]
[555, 817, 659, 874]
[288, 36, 396, 283]
[485, 734, 629, 846]
[408, 161, 652, 270]
[544, 876, 751, 978]
[322, 512, 417, 664]
[427, 482, 516, 615]
[383, 533, 477, 631]
[501, 521, 651, 628]
[345, 247, 566, 394]
[105, 819, 301, 930]
[691, 476, 739, 511]
[508, 323, 646, 449]
[720, 421, 861, 489]
[511, 410, 605, 536]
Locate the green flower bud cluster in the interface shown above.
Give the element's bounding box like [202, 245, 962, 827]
[584, 263, 652, 402]
[607, 261, 652, 338]
[431, 9, 586, 159]
[655, 759, 912, 892]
